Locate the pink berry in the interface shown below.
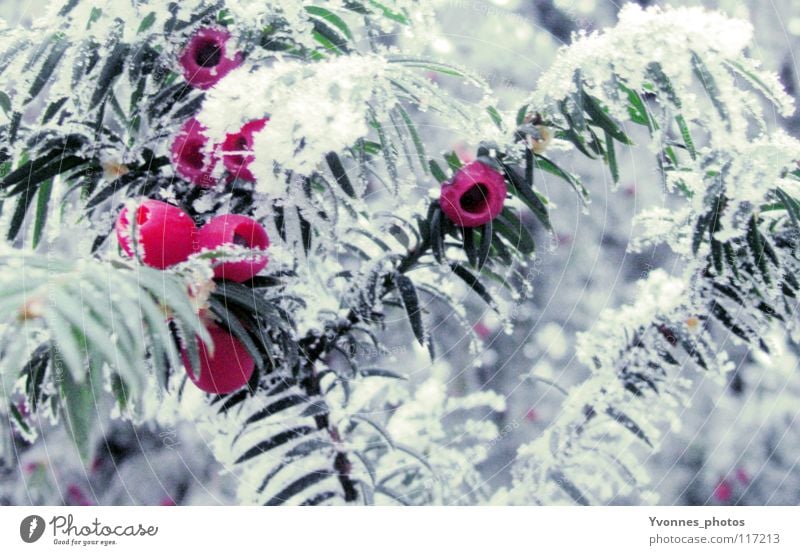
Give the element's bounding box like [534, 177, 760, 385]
[222, 118, 268, 182]
[453, 143, 474, 164]
[713, 478, 733, 503]
[171, 118, 218, 187]
[735, 468, 750, 485]
[179, 27, 242, 90]
[24, 462, 41, 474]
[439, 161, 507, 228]
[473, 320, 491, 340]
[197, 214, 269, 282]
[115, 199, 196, 269]
[67, 484, 93, 506]
[182, 325, 254, 394]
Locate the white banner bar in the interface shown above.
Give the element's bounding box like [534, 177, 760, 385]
[1, 506, 799, 554]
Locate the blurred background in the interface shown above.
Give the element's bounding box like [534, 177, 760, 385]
[1, 0, 799, 505]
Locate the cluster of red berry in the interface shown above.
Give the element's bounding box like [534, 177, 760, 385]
[171, 27, 267, 187]
[114, 199, 267, 394]
[114, 199, 269, 277]
[107, 28, 273, 395]
[115, 27, 510, 396]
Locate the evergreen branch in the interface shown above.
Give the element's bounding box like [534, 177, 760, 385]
[0, 249, 209, 458]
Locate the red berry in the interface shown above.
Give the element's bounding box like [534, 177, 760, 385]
[735, 468, 750, 485]
[713, 478, 733, 503]
[439, 161, 507, 228]
[197, 214, 269, 282]
[473, 320, 491, 340]
[115, 199, 196, 269]
[171, 118, 218, 187]
[179, 27, 242, 90]
[222, 118, 268, 182]
[67, 484, 93, 506]
[182, 325, 254, 394]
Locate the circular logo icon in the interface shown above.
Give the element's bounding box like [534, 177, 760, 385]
[20, 515, 45, 543]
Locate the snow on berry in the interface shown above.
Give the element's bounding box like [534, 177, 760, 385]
[221, 118, 269, 183]
[171, 118, 219, 188]
[198, 55, 389, 195]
